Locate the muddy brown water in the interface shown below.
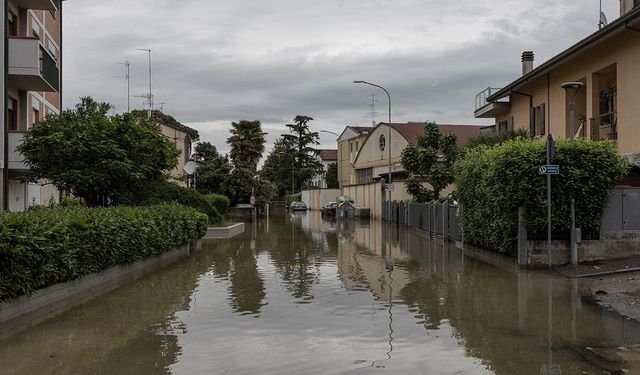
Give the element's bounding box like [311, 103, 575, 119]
[1, 211, 640, 374]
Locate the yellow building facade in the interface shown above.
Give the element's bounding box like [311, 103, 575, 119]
[475, 5, 640, 159]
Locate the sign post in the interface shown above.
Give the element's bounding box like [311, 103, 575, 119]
[545, 135, 556, 269]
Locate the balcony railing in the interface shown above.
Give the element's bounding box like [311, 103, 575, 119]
[475, 87, 504, 111]
[14, 0, 57, 11]
[590, 111, 617, 141]
[8, 132, 28, 171]
[8, 37, 59, 92]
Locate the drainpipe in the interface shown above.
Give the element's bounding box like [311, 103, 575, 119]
[3, 0, 9, 210]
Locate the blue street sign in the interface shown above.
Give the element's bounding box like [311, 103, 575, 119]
[539, 165, 560, 175]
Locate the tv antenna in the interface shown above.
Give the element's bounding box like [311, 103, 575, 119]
[136, 48, 153, 118]
[158, 102, 167, 112]
[115, 61, 130, 112]
[599, 0, 609, 29]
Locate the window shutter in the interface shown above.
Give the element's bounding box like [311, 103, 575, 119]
[529, 107, 536, 136]
[540, 103, 546, 135]
[507, 117, 514, 131]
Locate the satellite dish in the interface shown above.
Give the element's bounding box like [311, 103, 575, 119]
[183, 160, 198, 175]
[599, 11, 608, 28]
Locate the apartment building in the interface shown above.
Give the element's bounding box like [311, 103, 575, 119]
[309, 149, 337, 188]
[337, 126, 371, 188]
[2, 0, 62, 210]
[474, 1, 640, 162]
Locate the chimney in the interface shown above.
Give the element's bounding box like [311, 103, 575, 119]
[620, 0, 636, 16]
[522, 51, 534, 75]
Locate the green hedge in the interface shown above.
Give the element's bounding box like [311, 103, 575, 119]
[206, 194, 230, 215]
[140, 180, 223, 223]
[0, 204, 207, 302]
[455, 138, 629, 255]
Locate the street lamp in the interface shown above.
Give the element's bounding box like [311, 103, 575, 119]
[320, 130, 340, 137]
[353, 80, 392, 220]
[561, 82, 584, 142]
[561, 81, 584, 266]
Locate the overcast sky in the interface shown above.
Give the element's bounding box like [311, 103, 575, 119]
[62, 0, 620, 155]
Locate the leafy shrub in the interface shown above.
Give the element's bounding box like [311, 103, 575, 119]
[286, 193, 302, 204]
[455, 138, 629, 255]
[464, 129, 529, 150]
[138, 180, 222, 223]
[58, 196, 86, 208]
[206, 194, 231, 215]
[0, 204, 207, 301]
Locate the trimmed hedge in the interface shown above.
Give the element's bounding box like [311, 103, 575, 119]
[140, 180, 223, 223]
[455, 138, 629, 255]
[0, 204, 207, 302]
[206, 194, 231, 215]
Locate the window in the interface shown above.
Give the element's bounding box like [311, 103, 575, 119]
[529, 104, 546, 136]
[379, 134, 386, 152]
[8, 98, 17, 131]
[498, 120, 508, 132]
[355, 141, 359, 151]
[32, 108, 40, 125]
[7, 11, 17, 36]
[356, 168, 373, 184]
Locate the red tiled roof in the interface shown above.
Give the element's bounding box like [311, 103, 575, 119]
[351, 126, 372, 134]
[386, 122, 484, 146]
[318, 149, 338, 161]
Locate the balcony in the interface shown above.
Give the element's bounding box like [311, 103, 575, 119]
[474, 87, 510, 118]
[13, 0, 58, 11]
[8, 132, 28, 171]
[8, 37, 59, 92]
[590, 112, 617, 141]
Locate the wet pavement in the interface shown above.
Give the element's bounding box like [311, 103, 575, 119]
[1, 211, 640, 374]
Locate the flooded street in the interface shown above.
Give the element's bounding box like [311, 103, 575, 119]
[2, 211, 640, 374]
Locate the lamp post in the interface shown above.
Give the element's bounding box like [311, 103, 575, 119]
[320, 130, 340, 137]
[561, 82, 584, 142]
[561, 81, 584, 266]
[353, 81, 392, 220]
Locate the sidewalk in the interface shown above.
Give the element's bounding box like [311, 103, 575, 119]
[557, 256, 640, 322]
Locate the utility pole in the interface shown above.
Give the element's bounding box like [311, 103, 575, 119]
[116, 61, 130, 112]
[137, 48, 153, 118]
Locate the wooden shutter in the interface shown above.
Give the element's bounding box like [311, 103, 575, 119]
[540, 103, 546, 135]
[507, 116, 514, 131]
[529, 107, 536, 136]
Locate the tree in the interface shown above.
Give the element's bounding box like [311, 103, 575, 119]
[194, 142, 220, 162]
[325, 162, 338, 189]
[260, 138, 297, 197]
[219, 166, 276, 206]
[281, 115, 324, 190]
[227, 120, 266, 171]
[400, 121, 458, 202]
[18, 97, 179, 206]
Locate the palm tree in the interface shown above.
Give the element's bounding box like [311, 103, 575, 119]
[227, 120, 267, 171]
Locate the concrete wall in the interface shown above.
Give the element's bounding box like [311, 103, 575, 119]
[338, 132, 368, 187]
[353, 124, 407, 171]
[301, 188, 342, 210]
[159, 124, 190, 182]
[0, 242, 200, 339]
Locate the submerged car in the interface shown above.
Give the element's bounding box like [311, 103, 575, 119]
[290, 201, 307, 211]
[321, 202, 338, 216]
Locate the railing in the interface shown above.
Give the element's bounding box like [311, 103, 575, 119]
[41, 47, 59, 91]
[590, 111, 617, 141]
[475, 87, 503, 111]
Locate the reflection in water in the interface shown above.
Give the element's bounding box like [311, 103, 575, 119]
[2, 211, 640, 374]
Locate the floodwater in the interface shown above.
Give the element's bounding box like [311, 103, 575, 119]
[1, 211, 640, 375]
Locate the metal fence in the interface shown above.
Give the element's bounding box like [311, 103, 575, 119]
[387, 201, 462, 241]
[603, 188, 640, 230]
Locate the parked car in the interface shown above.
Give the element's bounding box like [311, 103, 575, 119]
[321, 202, 338, 216]
[290, 201, 307, 211]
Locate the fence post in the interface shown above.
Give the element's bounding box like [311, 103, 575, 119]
[518, 205, 528, 267]
[442, 201, 448, 239]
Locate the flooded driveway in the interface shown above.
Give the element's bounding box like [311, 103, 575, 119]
[1, 211, 640, 374]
